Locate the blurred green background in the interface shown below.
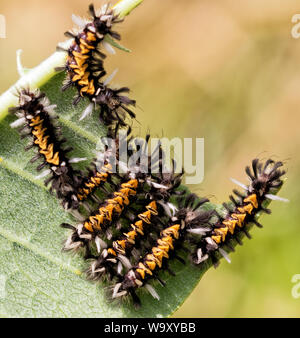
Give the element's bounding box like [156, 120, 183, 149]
[0, 0, 299, 317]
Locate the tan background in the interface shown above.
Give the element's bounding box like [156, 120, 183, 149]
[0, 0, 299, 317]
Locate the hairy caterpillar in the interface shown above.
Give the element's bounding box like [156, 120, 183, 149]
[61, 131, 184, 256]
[56, 3, 136, 126]
[111, 195, 212, 307]
[9, 89, 86, 209]
[87, 200, 162, 281]
[62, 164, 184, 258]
[193, 159, 288, 266]
[72, 124, 133, 206]
[76, 162, 113, 202]
[61, 177, 140, 256]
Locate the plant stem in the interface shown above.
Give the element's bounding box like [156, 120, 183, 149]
[0, 0, 144, 122]
[114, 0, 143, 17]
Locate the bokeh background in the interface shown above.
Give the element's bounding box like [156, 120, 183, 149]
[0, 0, 300, 317]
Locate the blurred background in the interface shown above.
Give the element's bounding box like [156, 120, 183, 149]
[0, 0, 300, 317]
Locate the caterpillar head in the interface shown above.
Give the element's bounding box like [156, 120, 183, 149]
[248, 159, 285, 197]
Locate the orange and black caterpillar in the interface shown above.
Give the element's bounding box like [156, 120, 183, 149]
[193, 159, 288, 266]
[88, 201, 163, 280]
[74, 124, 134, 205]
[56, 4, 136, 126]
[83, 178, 138, 233]
[61, 132, 183, 256]
[76, 162, 113, 202]
[111, 195, 212, 307]
[62, 177, 140, 256]
[9, 89, 84, 209]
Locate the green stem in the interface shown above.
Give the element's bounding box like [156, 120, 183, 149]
[114, 0, 144, 17]
[0, 43, 71, 122]
[0, 0, 144, 122]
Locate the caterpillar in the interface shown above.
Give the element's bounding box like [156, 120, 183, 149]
[61, 144, 185, 258]
[111, 194, 212, 307]
[193, 158, 288, 266]
[76, 162, 113, 202]
[56, 3, 136, 126]
[74, 124, 134, 205]
[66, 128, 155, 210]
[62, 177, 140, 256]
[88, 200, 162, 281]
[83, 178, 139, 233]
[9, 89, 86, 209]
